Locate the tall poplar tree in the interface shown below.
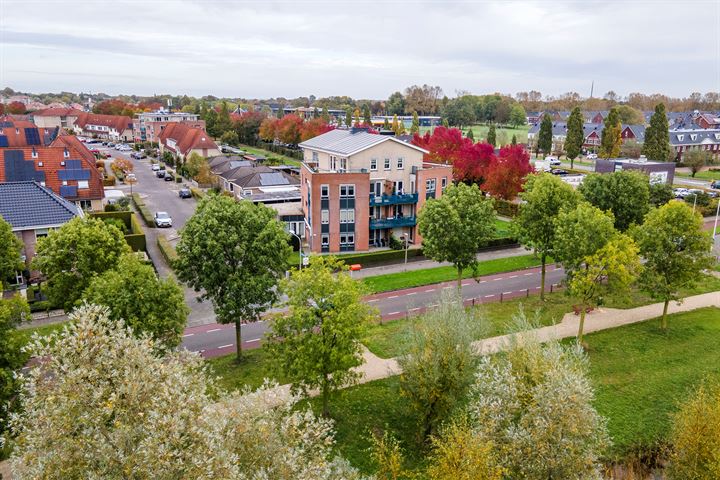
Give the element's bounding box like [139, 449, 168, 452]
[538, 114, 553, 155]
[362, 104, 372, 125]
[345, 110, 352, 128]
[565, 106, 584, 168]
[411, 111, 420, 134]
[599, 107, 622, 159]
[487, 124, 497, 146]
[642, 103, 672, 161]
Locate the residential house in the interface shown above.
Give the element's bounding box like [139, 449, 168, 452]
[73, 112, 133, 141]
[158, 122, 220, 162]
[0, 116, 60, 147]
[133, 110, 205, 143]
[669, 126, 720, 161]
[0, 181, 81, 276]
[32, 107, 84, 130]
[208, 155, 300, 200]
[595, 158, 675, 185]
[299, 127, 452, 253]
[585, 111, 609, 124]
[527, 122, 645, 153]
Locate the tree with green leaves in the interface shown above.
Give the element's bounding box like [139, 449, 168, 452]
[642, 103, 672, 161]
[554, 202, 616, 278]
[411, 111, 420, 134]
[514, 173, 579, 299]
[266, 257, 374, 417]
[399, 294, 482, 440]
[82, 253, 189, 348]
[538, 114, 553, 155]
[615, 104, 645, 125]
[599, 107, 622, 159]
[219, 130, 239, 146]
[276, 105, 284, 119]
[382, 118, 390, 130]
[33, 217, 130, 311]
[353, 109, 361, 126]
[0, 216, 23, 288]
[321, 106, 330, 122]
[185, 151, 207, 179]
[418, 183, 496, 290]
[175, 194, 291, 361]
[684, 149, 711, 177]
[511, 134, 517, 145]
[568, 234, 641, 342]
[345, 110, 352, 128]
[486, 124, 496, 147]
[649, 182, 675, 207]
[565, 106, 584, 168]
[312, 107, 319, 118]
[466, 128, 474, 141]
[509, 103, 527, 128]
[0, 295, 29, 434]
[362, 104, 372, 125]
[215, 102, 233, 136]
[205, 108, 218, 137]
[386, 91, 406, 115]
[579, 170, 650, 231]
[632, 201, 713, 330]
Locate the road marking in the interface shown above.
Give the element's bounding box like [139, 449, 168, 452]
[406, 292, 416, 296]
[443, 286, 454, 289]
[199, 349, 206, 353]
[206, 328, 221, 333]
[245, 338, 261, 343]
[535, 286, 541, 289]
[478, 280, 487, 284]
[388, 295, 399, 299]
[509, 275, 518, 278]
[182, 333, 194, 338]
[462, 282, 472, 286]
[424, 288, 436, 292]
[388, 311, 400, 315]
[484, 294, 495, 298]
[493, 277, 503, 281]
[409, 307, 421, 311]
[368, 299, 379, 303]
[502, 291, 513, 295]
[428, 304, 439, 308]
[218, 344, 233, 349]
[524, 272, 533, 276]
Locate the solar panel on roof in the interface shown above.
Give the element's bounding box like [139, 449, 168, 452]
[4, 150, 44, 182]
[58, 169, 91, 181]
[66, 160, 82, 169]
[59, 186, 78, 198]
[24, 128, 41, 146]
[0, 136, 7, 147]
[259, 173, 290, 186]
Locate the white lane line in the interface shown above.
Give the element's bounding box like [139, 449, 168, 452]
[387, 311, 400, 315]
[368, 299, 379, 303]
[502, 291, 513, 295]
[535, 286, 541, 289]
[478, 280, 487, 284]
[493, 277, 503, 281]
[443, 286, 454, 290]
[218, 344, 233, 349]
[388, 295, 399, 299]
[206, 328, 221, 333]
[409, 307, 421, 311]
[462, 282, 472, 286]
[245, 338, 261, 343]
[524, 272, 533, 276]
[509, 275, 518, 278]
[428, 304, 439, 308]
[424, 288, 436, 292]
[182, 333, 194, 338]
[406, 292, 416, 296]
[484, 294, 495, 298]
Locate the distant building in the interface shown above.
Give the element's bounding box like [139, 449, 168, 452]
[594, 158, 675, 185]
[669, 126, 720, 161]
[32, 107, 84, 130]
[73, 112, 133, 141]
[158, 123, 220, 161]
[527, 122, 645, 153]
[299, 127, 452, 253]
[0, 116, 60, 147]
[133, 110, 205, 143]
[0, 181, 82, 276]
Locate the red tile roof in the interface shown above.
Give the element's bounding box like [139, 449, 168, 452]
[159, 122, 219, 155]
[33, 107, 84, 118]
[50, 133, 97, 164]
[0, 116, 59, 147]
[75, 112, 132, 133]
[0, 145, 104, 201]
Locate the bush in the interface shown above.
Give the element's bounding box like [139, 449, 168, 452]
[28, 300, 53, 313]
[131, 193, 155, 228]
[103, 176, 116, 187]
[494, 198, 519, 217]
[388, 235, 403, 250]
[176, 176, 182, 183]
[190, 187, 205, 200]
[157, 235, 178, 266]
[95, 160, 105, 168]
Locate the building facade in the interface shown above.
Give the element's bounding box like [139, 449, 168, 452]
[133, 110, 205, 143]
[158, 123, 221, 162]
[32, 107, 84, 130]
[299, 128, 452, 253]
[73, 112, 133, 141]
[595, 158, 675, 184]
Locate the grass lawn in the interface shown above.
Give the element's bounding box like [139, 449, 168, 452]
[680, 170, 720, 181]
[419, 124, 529, 144]
[206, 347, 289, 392]
[494, 218, 511, 236]
[14, 322, 67, 347]
[360, 253, 540, 295]
[238, 144, 301, 166]
[585, 306, 720, 458]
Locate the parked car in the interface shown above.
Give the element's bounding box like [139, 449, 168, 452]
[156, 170, 166, 178]
[101, 141, 109, 146]
[86, 139, 100, 144]
[90, 149, 100, 155]
[107, 142, 116, 148]
[164, 173, 174, 182]
[151, 163, 161, 171]
[551, 169, 569, 176]
[130, 151, 147, 159]
[178, 186, 192, 199]
[673, 188, 690, 198]
[586, 153, 598, 160]
[711, 180, 720, 190]
[154, 211, 172, 228]
[544, 156, 561, 166]
[117, 144, 132, 151]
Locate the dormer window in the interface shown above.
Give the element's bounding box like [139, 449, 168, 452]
[691, 134, 697, 141]
[63, 149, 70, 158]
[677, 135, 684, 141]
[31, 148, 38, 158]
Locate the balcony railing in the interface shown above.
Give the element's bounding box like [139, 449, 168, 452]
[370, 216, 417, 230]
[369, 192, 419, 207]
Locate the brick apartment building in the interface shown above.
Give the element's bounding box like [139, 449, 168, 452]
[299, 128, 452, 253]
[133, 110, 205, 143]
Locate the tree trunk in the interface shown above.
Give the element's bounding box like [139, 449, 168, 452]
[321, 374, 330, 417]
[570, 157, 574, 170]
[661, 299, 670, 331]
[540, 253, 547, 301]
[234, 319, 243, 362]
[457, 266, 463, 293]
[577, 308, 586, 344]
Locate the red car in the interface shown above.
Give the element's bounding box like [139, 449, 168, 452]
[90, 149, 100, 155]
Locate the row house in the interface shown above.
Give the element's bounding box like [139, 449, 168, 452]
[158, 122, 221, 162]
[299, 128, 452, 253]
[527, 122, 645, 153]
[73, 112, 133, 141]
[209, 158, 299, 199]
[133, 110, 205, 143]
[0, 116, 59, 147]
[669, 127, 720, 161]
[32, 107, 84, 130]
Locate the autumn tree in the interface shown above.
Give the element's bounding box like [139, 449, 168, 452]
[184, 152, 207, 179]
[615, 104, 644, 125]
[486, 124, 496, 147]
[642, 103, 672, 161]
[410, 111, 420, 134]
[112, 157, 133, 174]
[684, 149, 711, 177]
[538, 114, 553, 155]
[362, 104, 372, 125]
[220, 130, 239, 146]
[599, 107, 622, 159]
[0, 216, 23, 288]
[418, 183, 496, 290]
[565, 106, 584, 168]
[259, 117, 279, 141]
[32, 217, 130, 311]
[300, 117, 334, 141]
[514, 173, 579, 299]
[276, 114, 303, 144]
[579, 170, 650, 231]
[453, 142, 495, 186]
[632, 201, 713, 330]
[82, 253, 189, 348]
[266, 257, 374, 417]
[567, 235, 641, 342]
[483, 144, 533, 200]
[175, 194, 291, 361]
[426, 420, 503, 480]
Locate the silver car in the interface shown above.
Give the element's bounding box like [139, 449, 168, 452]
[154, 211, 172, 228]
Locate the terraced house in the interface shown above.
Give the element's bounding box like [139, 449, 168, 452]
[73, 112, 133, 141]
[299, 128, 452, 253]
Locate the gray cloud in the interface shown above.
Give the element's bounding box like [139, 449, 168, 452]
[1, 0, 718, 99]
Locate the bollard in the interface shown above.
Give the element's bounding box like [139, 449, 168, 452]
[500, 292, 504, 303]
[550, 284, 554, 294]
[472, 298, 475, 306]
[526, 288, 529, 298]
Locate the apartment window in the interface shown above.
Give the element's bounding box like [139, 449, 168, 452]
[370, 158, 377, 171]
[321, 184, 329, 198]
[397, 157, 404, 169]
[394, 181, 404, 195]
[339, 158, 347, 172]
[77, 180, 89, 189]
[312, 151, 319, 162]
[330, 156, 338, 170]
[340, 234, 355, 245]
[441, 177, 448, 190]
[426, 179, 436, 191]
[340, 209, 355, 223]
[321, 234, 329, 246]
[384, 158, 391, 170]
[77, 200, 92, 210]
[340, 184, 355, 197]
[321, 209, 329, 224]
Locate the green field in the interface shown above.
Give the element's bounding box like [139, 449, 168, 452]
[676, 169, 720, 181]
[238, 144, 301, 166]
[420, 124, 529, 144]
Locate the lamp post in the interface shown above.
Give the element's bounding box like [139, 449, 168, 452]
[402, 233, 409, 268]
[288, 230, 303, 270]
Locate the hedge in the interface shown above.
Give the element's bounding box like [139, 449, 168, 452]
[131, 193, 155, 228]
[494, 199, 519, 218]
[190, 187, 205, 200]
[157, 235, 178, 266]
[103, 176, 116, 187]
[90, 211, 147, 251]
[255, 141, 304, 160]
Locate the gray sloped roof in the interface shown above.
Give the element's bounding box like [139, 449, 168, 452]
[0, 181, 80, 230]
[669, 128, 720, 146]
[299, 128, 427, 156]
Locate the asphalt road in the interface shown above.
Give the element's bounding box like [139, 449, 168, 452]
[182, 264, 567, 358]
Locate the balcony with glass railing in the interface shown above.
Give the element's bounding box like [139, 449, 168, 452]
[369, 192, 418, 206]
[369, 216, 417, 230]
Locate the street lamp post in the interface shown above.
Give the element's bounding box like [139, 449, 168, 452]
[288, 230, 303, 270]
[403, 233, 409, 268]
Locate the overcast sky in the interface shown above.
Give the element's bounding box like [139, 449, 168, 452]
[1, 0, 719, 100]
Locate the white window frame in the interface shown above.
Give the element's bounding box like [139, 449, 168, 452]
[397, 157, 404, 169]
[321, 209, 329, 224]
[384, 158, 391, 170]
[321, 184, 329, 198]
[441, 177, 447, 190]
[340, 209, 355, 224]
[312, 151, 319, 162]
[321, 234, 329, 246]
[340, 184, 355, 197]
[370, 158, 377, 171]
[426, 178, 436, 191]
[77, 180, 89, 189]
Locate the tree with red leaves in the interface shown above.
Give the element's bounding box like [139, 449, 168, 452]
[258, 117, 279, 141]
[412, 126, 467, 163]
[277, 114, 304, 145]
[483, 145, 534, 200]
[6, 101, 26, 114]
[300, 117, 335, 141]
[0, 104, 5, 115]
[93, 100, 129, 116]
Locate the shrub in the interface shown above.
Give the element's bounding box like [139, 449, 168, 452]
[28, 300, 53, 313]
[95, 160, 105, 168]
[388, 235, 403, 250]
[493, 198, 519, 218]
[131, 193, 155, 228]
[103, 176, 116, 187]
[190, 187, 205, 200]
[157, 235, 178, 266]
[101, 218, 128, 234]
